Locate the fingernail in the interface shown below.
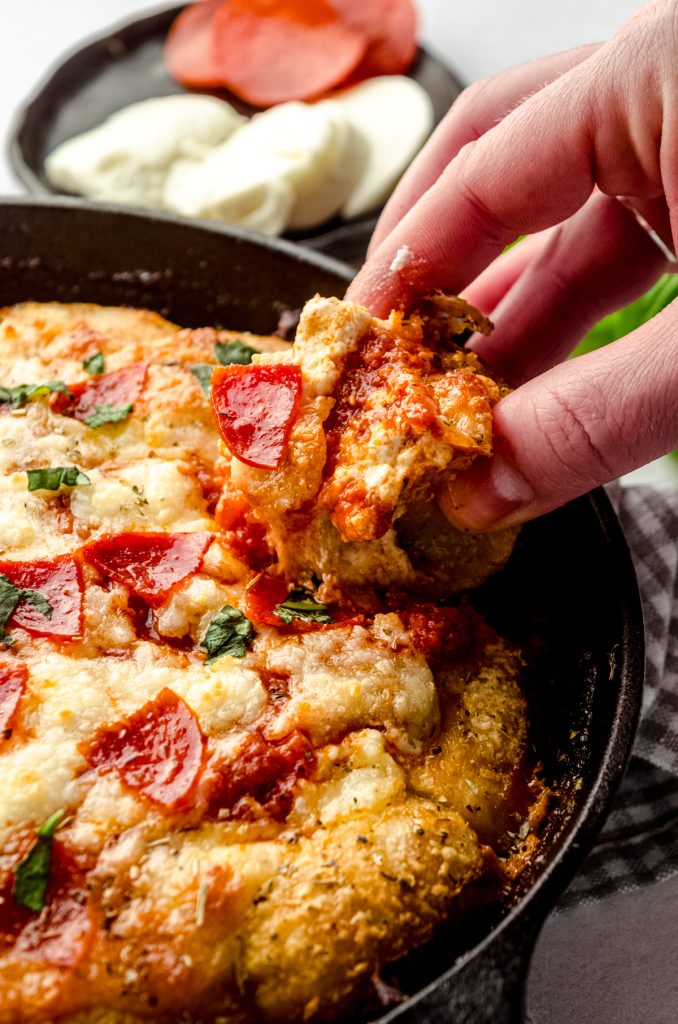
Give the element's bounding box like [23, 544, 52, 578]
[440, 453, 535, 532]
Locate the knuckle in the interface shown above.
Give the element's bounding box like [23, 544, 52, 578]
[447, 154, 511, 248]
[455, 77, 493, 115]
[451, 79, 497, 141]
[532, 382, 618, 487]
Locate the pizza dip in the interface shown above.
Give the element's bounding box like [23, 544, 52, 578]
[0, 297, 547, 1023]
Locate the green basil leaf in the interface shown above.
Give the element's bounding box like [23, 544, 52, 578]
[82, 351, 105, 375]
[214, 338, 257, 366]
[28, 381, 72, 402]
[84, 403, 133, 429]
[190, 364, 215, 395]
[574, 273, 678, 357]
[27, 466, 91, 492]
[13, 808, 65, 912]
[275, 589, 333, 625]
[201, 605, 254, 663]
[0, 380, 71, 411]
[0, 574, 53, 647]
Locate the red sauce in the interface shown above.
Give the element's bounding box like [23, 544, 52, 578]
[207, 729, 315, 822]
[211, 364, 302, 470]
[323, 324, 437, 481]
[330, 478, 393, 541]
[398, 604, 474, 664]
[125, 593, 195, 652]
[217, 496, 274, 571]
[0, 662, 28, 738]
[188, 455, 225, 516]
[84, 688, 207, 810]
[82, 531, 212, 607]
[0, 557, 84, 640]
[49, 362, 148, 421]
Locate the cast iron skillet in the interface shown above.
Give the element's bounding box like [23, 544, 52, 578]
[0, 197, 644, 1023]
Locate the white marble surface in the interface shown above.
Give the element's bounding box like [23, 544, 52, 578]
[0, 3, 676, 1022]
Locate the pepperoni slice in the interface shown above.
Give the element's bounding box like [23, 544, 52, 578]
[0, 834, 34, 941]
[13, 842, 94, 969]
[243, 573, 289, 626]
[1, 838, 93, 967]
[207, 729, 315, 821]
[210, 0, 367, 106]
[331, 0, 417, 78]
[211, 364, 302, 470]
[0, 662, 27, 737]
[165, 0, 225, 88]
[85, 688, 207, 810]
[0, 558, 84, 640]
[14, 891, 93, 968]
[82, 531, 212, 607]
[50, 363, 147, 422]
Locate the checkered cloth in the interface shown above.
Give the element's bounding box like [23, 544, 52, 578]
[558, 484, 678, 908]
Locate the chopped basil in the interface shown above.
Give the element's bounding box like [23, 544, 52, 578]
[190, 364, 215, 395]
[0, 380, 72, 411]
[82, 351, 105, 375]
[0, 574, 52, 647]
[13, 808, 65, 912]
[214, 338, 257, 366]
[84, 403, 133, 428]
[275, 589, 333, 625]
[200, 605, 254, 663]
[27, 466, 91, 492]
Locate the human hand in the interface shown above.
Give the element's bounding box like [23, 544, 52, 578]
[347, 0, 678, 531]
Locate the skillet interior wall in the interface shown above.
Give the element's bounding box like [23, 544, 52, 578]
[0, 199, 350, 332]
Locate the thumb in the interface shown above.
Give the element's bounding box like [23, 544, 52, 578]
[439, 302, 678, 531]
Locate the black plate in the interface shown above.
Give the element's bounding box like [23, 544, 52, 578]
[0, 198, 644, 1022]
[8, 3, 463, 267]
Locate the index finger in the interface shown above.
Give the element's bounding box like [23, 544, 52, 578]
[370, 43, 600, 254]
[347, 40, 653, 316]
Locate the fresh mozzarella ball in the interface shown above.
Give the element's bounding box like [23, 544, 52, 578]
[286, 102, 366, 230]
[165, 153, 295, 235]
[165, 99, 349, 233]
[336, 76, 434, 220]
[45, 95, 245, 208]
[228, 100, 343, 194]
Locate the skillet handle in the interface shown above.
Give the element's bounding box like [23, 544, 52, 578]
[382, 915, 543, 1024]
[447, 918, 540, 1024]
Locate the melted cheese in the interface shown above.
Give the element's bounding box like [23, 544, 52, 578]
[263, 618, 439, 749]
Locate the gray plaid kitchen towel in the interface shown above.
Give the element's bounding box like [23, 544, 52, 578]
[558, 484, 678, 908]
